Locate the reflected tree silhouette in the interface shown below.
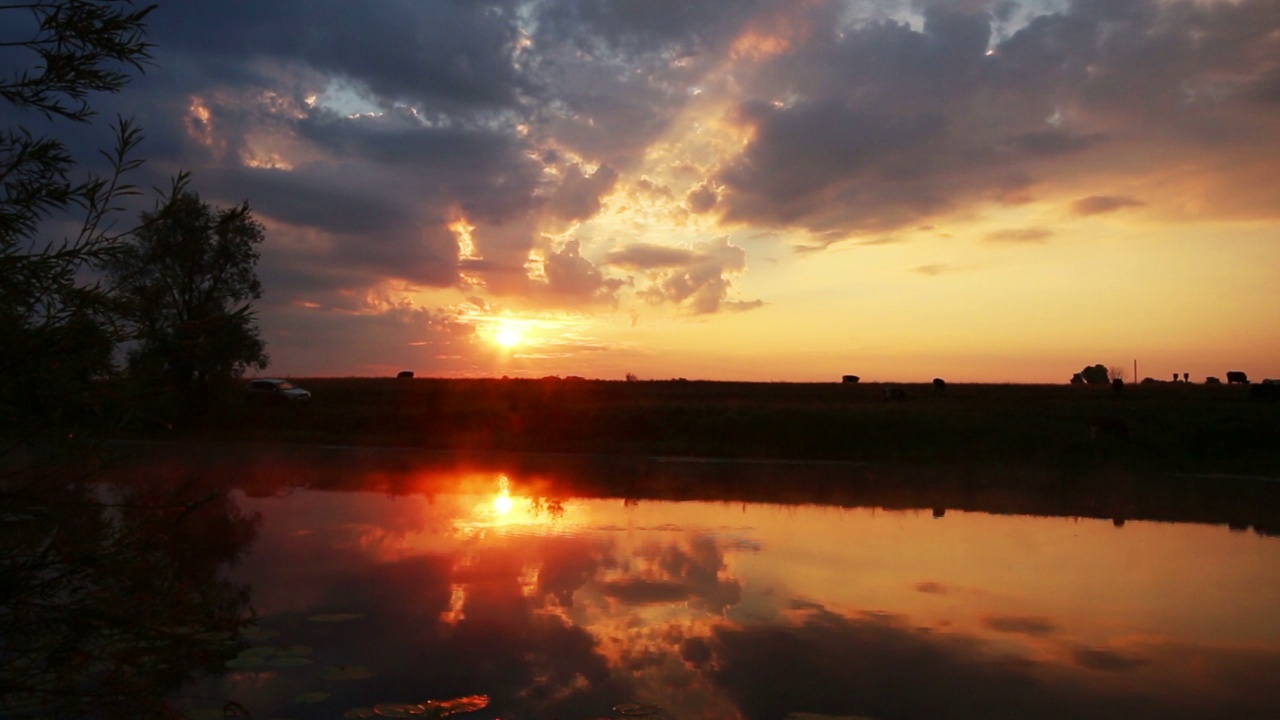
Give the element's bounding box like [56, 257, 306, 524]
[1, 457, 260, 718]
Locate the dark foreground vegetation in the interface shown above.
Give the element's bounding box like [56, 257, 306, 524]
[131, 377, 1280, 476]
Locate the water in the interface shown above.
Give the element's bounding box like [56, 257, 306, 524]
[160, 453, 1280, 720]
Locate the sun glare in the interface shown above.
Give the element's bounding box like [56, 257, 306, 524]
[495, 326, 522, 348]
[493, 475, 514, 515]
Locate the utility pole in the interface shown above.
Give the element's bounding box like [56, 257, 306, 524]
[1134, 359, 1137, 383]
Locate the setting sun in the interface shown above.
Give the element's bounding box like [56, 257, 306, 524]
[494, 326, 522, 348]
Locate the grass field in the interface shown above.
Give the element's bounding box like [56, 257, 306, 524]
[141, 377, 1280, 476]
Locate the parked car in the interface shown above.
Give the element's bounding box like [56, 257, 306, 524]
[245, 378, 311, 404]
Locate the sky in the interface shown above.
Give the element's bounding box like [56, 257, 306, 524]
[18, 0, 1280, 382]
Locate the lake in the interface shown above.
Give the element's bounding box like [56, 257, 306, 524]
[144, 448, 1280, 720]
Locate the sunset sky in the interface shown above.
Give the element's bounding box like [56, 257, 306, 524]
[33, 0, 1280, 381]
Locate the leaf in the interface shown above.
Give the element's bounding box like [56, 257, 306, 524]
[294, 691, 331, 704]
[321, 665, 377, 681]
[277, 644, 313, 657]
[224, 655, 266, 670]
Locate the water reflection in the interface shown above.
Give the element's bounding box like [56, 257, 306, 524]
[57, 447, 1280, 719]
[0, 455, 259, 718]
[118, 454, 1272, 720]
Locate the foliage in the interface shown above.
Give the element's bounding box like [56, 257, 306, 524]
[1078, 364, 1110, 385]
[107, 180, 269, 392]
[1, 5, 263, 719]
[0, 0, 156, 434]
[0, 467, 259, 718]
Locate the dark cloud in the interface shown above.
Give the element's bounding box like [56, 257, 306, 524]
[985, 227, 1054, 243]
[714, 0, 1280, 238]
[686, 182, 718, 213]
[1070, 195, 1145, 216]
[148, 0, 532, 113]
[606, 244, 698, 269]
[1071, 646, 1148, 673]
[600, 578, 691, 604]
[548, 164, 620, 222]
[541, 239, 627, 305]
[1012, 130, 1109, 156]
[610, 238, 759, 315]
[914, 581, 948, 594]
[984, 615, 1058, 637]
[709, 601, 1280, 720]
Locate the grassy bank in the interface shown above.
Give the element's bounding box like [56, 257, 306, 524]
[131, 377, 1280, 475]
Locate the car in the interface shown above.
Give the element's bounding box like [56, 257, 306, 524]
[245, 378, 311, 404]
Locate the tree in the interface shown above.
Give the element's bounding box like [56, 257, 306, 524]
[108, 182, 270, 392]
[1, 0, 156, 432]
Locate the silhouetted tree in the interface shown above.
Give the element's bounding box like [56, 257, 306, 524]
[108, 182, 269, 396]
[1, 0, 156, 433]
[1079, 364, 1110, 385]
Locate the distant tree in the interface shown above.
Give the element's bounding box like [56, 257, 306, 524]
[107, 181, 269, 394]
[1108, 366, 1126, 382]
[1079, 364, 1110, 385]
[108, 181, 268, 397]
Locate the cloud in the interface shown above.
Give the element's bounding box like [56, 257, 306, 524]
[1071, 646, 1148, 673]
[1070, 195, 1146, 217]
[686, 182, 719, 213]
[985, 227, 1054, 243]
[610, 238, 760, 315]
[913, 264, 952, 276]
[984, 615, 1058, 637]
[548, 164, 621, 222]
[540, 240, 628, 305]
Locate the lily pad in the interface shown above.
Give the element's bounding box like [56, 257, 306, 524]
[437, 695, 490, 716]
[241, 626, 280, 642]
[224, 655, 266, 670]
[266, 656, 313, 668]
[321, 665, 377, 681]
[307, 613, 363, 623]
[294, 691, 331, 704]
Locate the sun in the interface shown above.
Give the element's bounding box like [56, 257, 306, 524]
[494, 326, 522, 348]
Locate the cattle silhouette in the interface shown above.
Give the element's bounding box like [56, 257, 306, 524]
[1227, 371, 1249, 384]
[1205, 376, 1221, 384]
[882, 386, 908, 401]
[842, 375, 860, 384]
[932, 378, 946, 394]
[396, 370, 414, 379]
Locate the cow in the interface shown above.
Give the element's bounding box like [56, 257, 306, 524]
[396, 370, 414, 380]
[932, 378, 947, 395]
[1227, 371, 1249, 384]
[882, 386, 908, 401]
[842, 375, 860, 384]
